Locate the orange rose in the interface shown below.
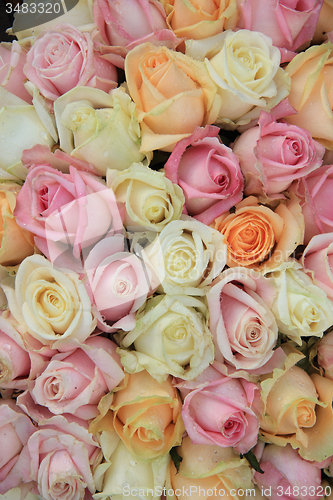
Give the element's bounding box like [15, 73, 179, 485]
[285, 41, 333, 150]
[111, 370, 184, 461]
[125, 43, 220, 152]
[214, 195, 304, 271]
[161, 0, 239, 40]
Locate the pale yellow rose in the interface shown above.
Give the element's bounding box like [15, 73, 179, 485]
[116, 294, 214, 382]
[91, 410, 169, 500]
[161, 0, 239, 40]
[285, 41, 333, 150]
[54, 86, 151, 175]
[1, 254, 96, 350]
[186, 30, 290, 128]
[166, 436, 254, 500]
[111, 370, 184, 461]
[214, 194, 304, 272]
[125, 42, 221, 151]
[0, 88, 56, 180]
[0, 183, 34, 266]
[143, 217, 227, 296]
[107, 163, 185, 232]
[265, 260, 333, 345]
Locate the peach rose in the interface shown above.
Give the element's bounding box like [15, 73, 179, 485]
[166, 436, 254, 500]
[125, 43, 220, 151]
[285, 41, 333, 150]
[111, 370, 184, 461]
[161, 0, 239, 40]
[313, 0, 333, 43]
[0, 182, 35, 267]
[214, 195, 304, 271]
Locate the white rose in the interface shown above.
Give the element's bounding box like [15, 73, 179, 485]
[116, 294, 214, 382]
[187, 30, 290, 128]
[143, 217, 227, 295]
[0, 88, 56, 180]
[1, 254, 96, 351]
[265, 260, 333, 345]
[54, 86, 151, 175]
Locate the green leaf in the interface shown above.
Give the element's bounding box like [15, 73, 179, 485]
[170, 447, 183, 473]
[240, 450, 264, 474]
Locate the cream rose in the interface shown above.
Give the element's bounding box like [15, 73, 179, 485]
[1, 255, 96, 351]
[116, 294, 214, 382]
[188, 29, 290, 128]
[107, 163, 185, 232]
[142, 217, 227, 295]
[265, 260, 333, 345]
[54, 86, 151, 175]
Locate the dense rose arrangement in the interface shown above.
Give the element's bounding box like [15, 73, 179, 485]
[1, 2, 333, 500]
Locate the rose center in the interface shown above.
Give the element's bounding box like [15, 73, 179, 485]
[115, 279, 132, 295]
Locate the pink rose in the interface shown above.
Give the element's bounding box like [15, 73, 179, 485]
[176, 365, 260, 454]
[302, 233, 333, 300]
[0, 313, 48, 392]
[14, 164, 124, 271]
[254, 443, 327, 500]
[288, 165, 333, 245]
[0, 41, 32, 103]
[84, 235, 151, 332]
[233, 111, 325, 197]
[93, 0, 180, 68]
[26, 336, 124, 420]
[25, 414, 101, 500]
[206, 268, 278, 371]
[236, 0, 323, 57]
[317, 330, 333, 379]
[0, 399, 36, 494]
[164, 126, 244, 225]
[24, 23, 118, 102]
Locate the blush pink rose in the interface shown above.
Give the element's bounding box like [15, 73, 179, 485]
[14, 164, 124, 272]
[302, 233, 333, 300]
[93, 0, 180, 68]
[164, 126, 244, 225]
[27, 336, 124, 420]
[0, 399, 36, 494]
[0, 313, 48, 392]
[26, 336, 124, 420]
[0, 41, 32, 103]
[288, 164, 333, 245]
[176, 365, 260, 454]
[24, 23, 118, 102]
[236, 0, 324, 58]
[254, 443, 328, 500]
[206, 268, 278, 371]
[233, 111, 325, 197]
[317, 330, 333, 379]
[25, 414, 100, 500]
[84, 235, 152, 332]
